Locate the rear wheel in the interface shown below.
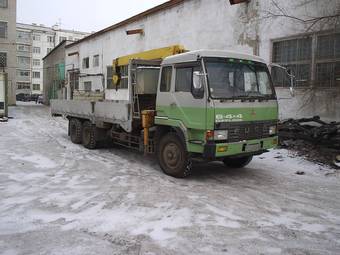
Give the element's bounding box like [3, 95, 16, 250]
[223, 156, 253, 168]
[157, 133, 192, 178]
[69, 118, 82, 144]
[82, 121, 97, 149]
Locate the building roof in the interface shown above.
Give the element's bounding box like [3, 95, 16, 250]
[17, 22, 90, 35]
[66, 0, 186, 48]
[162, 50, 267, 65]
[42, 40, 69, 60]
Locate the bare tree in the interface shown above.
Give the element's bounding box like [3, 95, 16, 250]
[262, 0, 340, 31]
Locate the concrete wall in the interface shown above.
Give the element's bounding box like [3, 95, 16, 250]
[65, 0, 340, 120]
[0, 0, 16, 105]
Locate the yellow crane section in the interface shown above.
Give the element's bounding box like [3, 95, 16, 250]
[113, 45, 185, 67]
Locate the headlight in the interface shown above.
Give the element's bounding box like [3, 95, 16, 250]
[214, 130, 228, 140]
[269, 125, 277, 135]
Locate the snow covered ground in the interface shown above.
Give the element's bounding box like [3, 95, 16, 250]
[0, 103, 339, 255]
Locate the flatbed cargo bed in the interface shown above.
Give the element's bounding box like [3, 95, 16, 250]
[50, 99, 132, 132]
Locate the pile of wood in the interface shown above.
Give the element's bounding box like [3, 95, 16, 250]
[279, 116, 340, 150]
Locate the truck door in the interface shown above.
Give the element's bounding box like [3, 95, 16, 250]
[156, 63, 207, 132]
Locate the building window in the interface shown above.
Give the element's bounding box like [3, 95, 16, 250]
[0, 21, 7, 38]
[32, 34, 40, 41]
[118, 66, 128, 89]
[272, 37, 312, 87]
[33, 84, 40, 91]
[17, 82, 30, 90]
[33, 59, 40, 66]
[17, 70, 30, 77]
[33, 47, 41, 54]
[107, 66, 113, 89]
[160, 66, 172, 92]
[17, 56, 30, 67]
[315, 33, 340, 87]
[82, 57, 89, 69]
[93, 55, 99, 67]
[32, 71, 40, 79]
[272, 32, 340, 88]
[70, 71, 79, 90]
[47, 36, 54, 43]
[0, 52, 7, 67]
[17, 44, 30, 52]
[84, 81, 92, 92]
[0, 0, 8, 8]
[59, 36, 67, 43]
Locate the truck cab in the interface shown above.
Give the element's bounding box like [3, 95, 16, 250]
[155, 50, 278, 177]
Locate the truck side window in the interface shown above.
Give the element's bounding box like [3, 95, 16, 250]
[160, 66, 172, 92]
[175, 67, 192, 92]
[175, 66, 201, 92]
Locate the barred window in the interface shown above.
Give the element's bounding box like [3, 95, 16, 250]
[69, 71, 79, 90]
[315, 33, 340, 87]
[0, 52, 7, 67]
[107, 66, 113, 89]
[272, 37, 312, 87]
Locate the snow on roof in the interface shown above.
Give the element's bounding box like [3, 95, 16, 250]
[162, 50, 267, 65]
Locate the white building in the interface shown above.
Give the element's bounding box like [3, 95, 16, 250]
[64, 0, 340, 121]
[16, 23, 89, 96]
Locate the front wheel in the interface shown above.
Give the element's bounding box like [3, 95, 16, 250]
[157, 133, 192, 178]
[223, 156, 253, 168]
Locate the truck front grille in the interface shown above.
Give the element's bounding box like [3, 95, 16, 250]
[215, 120, 276, 143]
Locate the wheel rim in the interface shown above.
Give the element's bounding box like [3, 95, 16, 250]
[162, 142, 182, 170]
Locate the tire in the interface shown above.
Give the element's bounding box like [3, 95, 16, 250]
[157, 133, 192, 178]
[69, 118, 82, 144]
[82, 121, 97, 149]
[223, 156, 253, 168]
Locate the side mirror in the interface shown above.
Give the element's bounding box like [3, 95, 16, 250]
[286, 68, 296, 96]
[192, 71, 204, 99]
[269, 64, 296, 97]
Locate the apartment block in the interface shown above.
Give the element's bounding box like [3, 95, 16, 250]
[16, 23, 89, 96]
[0, 0, 17, 105]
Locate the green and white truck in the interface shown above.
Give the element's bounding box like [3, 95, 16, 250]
[51, 46, 279, 178]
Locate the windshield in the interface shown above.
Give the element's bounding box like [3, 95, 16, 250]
[204, 58, 275, 99]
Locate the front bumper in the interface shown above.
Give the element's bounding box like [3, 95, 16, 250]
[203, 136, 278, 159]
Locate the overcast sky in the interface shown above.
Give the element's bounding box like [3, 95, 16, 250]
[17, 0, 168, 33]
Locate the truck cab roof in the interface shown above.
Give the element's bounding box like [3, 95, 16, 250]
[162, 49, 267, 65]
